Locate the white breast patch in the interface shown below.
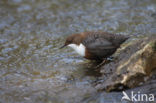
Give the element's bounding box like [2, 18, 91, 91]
[68, 43, 86, 57]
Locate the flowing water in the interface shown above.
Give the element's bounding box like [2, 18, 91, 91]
[0, 0, 156, 103]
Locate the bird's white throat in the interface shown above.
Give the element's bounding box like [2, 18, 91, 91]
[68, 43, 86, 56]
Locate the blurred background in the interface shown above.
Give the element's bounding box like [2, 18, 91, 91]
[0, 0, 156, 103]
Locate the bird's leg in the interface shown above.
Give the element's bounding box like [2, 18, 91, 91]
[94, 57, 114, 69]
[94, 59, 107, 69]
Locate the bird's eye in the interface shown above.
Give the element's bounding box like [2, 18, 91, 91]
[68, 40, 72, 43]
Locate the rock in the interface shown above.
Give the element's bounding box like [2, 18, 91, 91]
[95, 35, 156, 92]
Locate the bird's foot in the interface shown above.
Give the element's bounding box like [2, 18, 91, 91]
[106, 56, 114, 61]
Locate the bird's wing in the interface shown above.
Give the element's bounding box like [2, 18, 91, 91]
[82, 35, 116, 57]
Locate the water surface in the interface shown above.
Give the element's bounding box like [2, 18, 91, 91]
[0, 0, 156, 103]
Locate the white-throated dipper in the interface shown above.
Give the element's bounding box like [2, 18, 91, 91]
[60, 31, 129, 61]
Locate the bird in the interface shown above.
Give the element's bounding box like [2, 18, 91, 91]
[60, 31, 129, 61]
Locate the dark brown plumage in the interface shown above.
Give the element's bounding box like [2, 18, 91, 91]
[61, 31, 129, 60]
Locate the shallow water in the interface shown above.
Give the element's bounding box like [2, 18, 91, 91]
[0, 0, 156, 103]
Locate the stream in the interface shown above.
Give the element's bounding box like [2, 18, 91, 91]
[0, 0, 156, 103]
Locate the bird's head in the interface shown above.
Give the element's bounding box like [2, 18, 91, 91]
[60, 34, 78, 49]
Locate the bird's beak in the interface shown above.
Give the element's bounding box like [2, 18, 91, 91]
[59, 44, 66, 49]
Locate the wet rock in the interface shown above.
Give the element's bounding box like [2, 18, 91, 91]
[96, 35, 156, 92]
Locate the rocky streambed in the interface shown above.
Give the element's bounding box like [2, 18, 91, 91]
[0, 0, 156, 103]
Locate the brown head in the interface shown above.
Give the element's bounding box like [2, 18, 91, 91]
[60, 34, 83, 49]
